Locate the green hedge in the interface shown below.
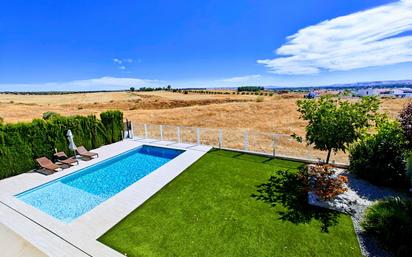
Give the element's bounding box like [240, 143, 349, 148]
[0, 110, 123, 179]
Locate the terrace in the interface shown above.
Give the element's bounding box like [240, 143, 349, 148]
[1, 96, 411, 257]
[0, 137, 361, 257]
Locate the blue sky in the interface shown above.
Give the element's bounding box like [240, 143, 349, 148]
[1, 0, 412, 91]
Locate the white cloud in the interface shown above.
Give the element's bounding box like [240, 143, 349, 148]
[258, 0, 412, 74]
[0, 77, 165, 92]
[113, 58, 134, 70]
[221, 74, 262, 83]
[113, 58, 122, 64]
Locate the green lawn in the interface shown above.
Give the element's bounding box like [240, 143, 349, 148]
[99, 149, 362, 257]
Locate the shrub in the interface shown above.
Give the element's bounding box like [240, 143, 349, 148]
[42, 111, 61, 120]
[399, 102, 412, 148]
[362, 197, 412, 257]
[0, 117, 3, 124]
[299, 164, 348, 201]
[256, 96, 264, 102]
[349, 118, 409, 188]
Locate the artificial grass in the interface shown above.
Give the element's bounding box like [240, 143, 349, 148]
[99, 149, 362, 257]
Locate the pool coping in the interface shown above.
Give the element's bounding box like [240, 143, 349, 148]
[0, 139, 211, 257]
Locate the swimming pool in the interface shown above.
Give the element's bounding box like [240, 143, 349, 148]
[16, 145, 183, 223]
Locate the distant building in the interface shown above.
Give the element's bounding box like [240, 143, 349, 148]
[355, 87, 412, 98]
[392, 88, 412, 98]
[304, 91, 319, 99]
[355, 88, 378, 97]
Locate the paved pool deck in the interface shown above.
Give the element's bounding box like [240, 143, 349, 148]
[0, 139, 211, 257]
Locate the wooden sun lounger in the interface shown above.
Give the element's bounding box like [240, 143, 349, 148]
[75, 146, 99, 159]
[36, 157, 62, 174]
[54, 151, 79, 166]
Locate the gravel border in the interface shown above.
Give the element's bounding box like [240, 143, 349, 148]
[343, 172, 411, 257]
[308, 168, 411, 257]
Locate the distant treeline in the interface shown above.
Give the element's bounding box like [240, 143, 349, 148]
[170, 89, 274, 96]
[237, 86, 264, 92]
[130, 85, 172, 92]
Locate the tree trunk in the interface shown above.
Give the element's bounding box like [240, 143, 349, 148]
[325, 149, 332, 164]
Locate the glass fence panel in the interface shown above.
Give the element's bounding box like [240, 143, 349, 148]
[248, 132, 274, 155]
[221, 128, 244, 150]
[132, 123, 145, 138]
[146, 124, 161, 140]
[199, 128, 219, 147]
[180, 126, 197, 144]
[162, 125, 178, 142]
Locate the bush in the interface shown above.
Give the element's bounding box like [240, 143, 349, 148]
[0, 111, 123, 179]
[0, 117, 3, 124]
[300, 164, 348, 201]
[399, 102, 412, 147]
[349, 119, 408, 187]
[362, 197, 412, 257]
[256, 96, 264, 102]
[42, 111, 61, 120]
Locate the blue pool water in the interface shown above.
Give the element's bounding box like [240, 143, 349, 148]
[17, 145, 183, 223]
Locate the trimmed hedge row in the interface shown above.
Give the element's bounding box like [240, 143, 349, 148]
[0, 110, 123, 179]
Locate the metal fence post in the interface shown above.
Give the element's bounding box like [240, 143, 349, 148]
[144, 124, 148, 138]
[196, 128, 200, 145]
[177, 126, 181, 143]
[130, 123, 134, 139]
[160, 125, 163, 141]
[272, 134, 276, 157]
[244, 130, 249, 151]
[218, 128, 223, 148]
[308, 143, 313, 161]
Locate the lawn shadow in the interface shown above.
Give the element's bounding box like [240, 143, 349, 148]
[252, 170, 340, 233]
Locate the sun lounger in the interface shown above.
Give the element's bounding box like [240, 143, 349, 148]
[75, 146, 99, 159]
[54, 151, 79, 166]
[36, 157, 62, 174]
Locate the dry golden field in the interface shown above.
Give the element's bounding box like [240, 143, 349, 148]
[0, 91, 410, 163]
[0, 91, 409, 133]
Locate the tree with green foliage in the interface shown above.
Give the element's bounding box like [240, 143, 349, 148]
[237, 86, 264, 92]
[130, 87, 135, 92]
[295, 96, 380, 163]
